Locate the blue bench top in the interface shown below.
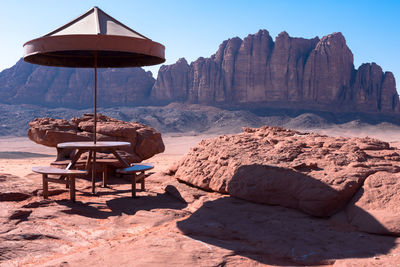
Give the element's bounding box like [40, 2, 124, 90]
[117, 164, 154, 174]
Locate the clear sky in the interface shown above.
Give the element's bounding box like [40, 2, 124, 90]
[1, 0, 399, 87]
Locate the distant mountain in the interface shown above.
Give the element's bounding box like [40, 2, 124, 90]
[0, 30, 398, 115]
[0, 59, 155, 108]
[152, 30, 399, 114]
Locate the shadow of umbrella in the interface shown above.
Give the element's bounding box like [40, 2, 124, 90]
[58, 187, 187, 219]
[176, 165, 396, 265]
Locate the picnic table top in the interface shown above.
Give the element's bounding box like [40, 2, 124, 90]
[57, 141, 131, 149]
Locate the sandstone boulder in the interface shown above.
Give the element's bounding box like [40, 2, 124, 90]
[174, 126, 400, 217]
[28, 114, 164, 163]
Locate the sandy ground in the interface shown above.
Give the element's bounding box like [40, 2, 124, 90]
[308, 126, 400, 144]
[0, 134, 218, 178]
[0, 136, 56, 177]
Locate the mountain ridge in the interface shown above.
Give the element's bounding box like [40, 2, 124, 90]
[152, 30, 399, 114]
[0, 30, 397, 115]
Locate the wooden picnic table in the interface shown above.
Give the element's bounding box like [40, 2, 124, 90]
[57, 141, 131, 194]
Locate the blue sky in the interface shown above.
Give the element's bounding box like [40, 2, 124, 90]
[1, 0, 399, 87]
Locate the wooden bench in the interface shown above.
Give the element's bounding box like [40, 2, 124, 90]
[32, 167, 88, 202]
[116, 164, 154, 198]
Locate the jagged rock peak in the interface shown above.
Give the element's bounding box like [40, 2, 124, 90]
[316, 32, 347, 50]
[276, 30, 289, 39]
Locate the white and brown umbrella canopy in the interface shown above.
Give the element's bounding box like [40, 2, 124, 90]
[23, 6, 165, 68]
[23, 6, 165, 143]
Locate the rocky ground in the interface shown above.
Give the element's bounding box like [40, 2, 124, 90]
[2, 171, 400, 266]
[1, 127, 400, 266]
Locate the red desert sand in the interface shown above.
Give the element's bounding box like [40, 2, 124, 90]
[1, 127, 400, 266]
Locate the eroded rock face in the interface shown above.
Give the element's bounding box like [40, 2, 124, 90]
[28, 114, 164, 163]
[174, 126, 400, 220]
[151, 58, 190, 103]
[1, 31, 398, 115]
[153, 30, 399, 113]
[0, 59, 155, 108]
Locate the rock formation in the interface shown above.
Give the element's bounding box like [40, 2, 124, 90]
[2, 164, 400, 266]
[28, 114, 165, 163]
[173, 126, 400, 235]
[0, 59, 155, 108]
[0, 30, 398, 115]
[153, 30, 399, 113]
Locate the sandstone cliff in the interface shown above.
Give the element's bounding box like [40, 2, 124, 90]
[0, 59, 155, 108]
[0, 30, 398, 114]
[152, 30, 399, 113]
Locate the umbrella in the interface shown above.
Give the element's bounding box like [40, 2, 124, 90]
[23, 6, 165, 143]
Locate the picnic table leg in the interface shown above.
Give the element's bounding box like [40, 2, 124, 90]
[66, 149, 85, 170]
[42, 174, 49, 199]
[140, 171, 145, 191]
[131, 172, 136, 198]
[64, 149, 85, 189]
[86, 150, 93, 170]
[69, 177, 76, 202]
[102, 163, 108, 187]
[109, 148, 130, 167]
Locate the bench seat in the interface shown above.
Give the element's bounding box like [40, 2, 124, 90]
[116, 164, 154, 198]
[32, 166, 88, 202]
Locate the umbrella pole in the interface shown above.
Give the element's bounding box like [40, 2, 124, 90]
[94, 51, 98, 144]
[92, 51, 98, 194]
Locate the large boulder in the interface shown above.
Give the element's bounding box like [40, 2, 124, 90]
[28, 114, 164, 163]
[174, 126, 400, 219]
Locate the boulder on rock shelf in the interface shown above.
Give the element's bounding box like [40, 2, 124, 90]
[174, 126, 400, 223]
[28, 114, 164, 163]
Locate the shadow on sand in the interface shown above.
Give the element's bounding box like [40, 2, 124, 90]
[176, 164, 396, 266]
[0, 151, 54, 159]
[56, 187, 187, 220]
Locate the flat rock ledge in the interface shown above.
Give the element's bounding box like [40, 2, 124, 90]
[174, 126, 400, 236]
[28, 114, 165, 163]
[1, 170, 400, 266]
